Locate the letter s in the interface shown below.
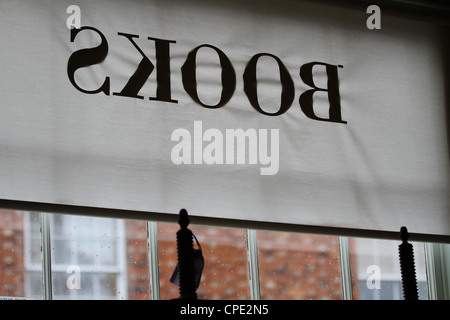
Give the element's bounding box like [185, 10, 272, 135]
[67, 26, 110, 95]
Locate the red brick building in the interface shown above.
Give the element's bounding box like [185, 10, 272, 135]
[0, 210, 26, 297]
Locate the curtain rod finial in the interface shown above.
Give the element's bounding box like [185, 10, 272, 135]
[179, 209, 189, 228]
[400, 226, 409, 243]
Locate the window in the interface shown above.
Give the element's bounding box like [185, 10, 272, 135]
[351, 237, 428, 300]
[26, 214, 128, 299]
[256, 230, 343, 299]
[158, 223, 251, 300]
[0, 208, 448, 300]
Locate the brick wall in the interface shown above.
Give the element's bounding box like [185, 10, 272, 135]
[0, 210, 25, 297]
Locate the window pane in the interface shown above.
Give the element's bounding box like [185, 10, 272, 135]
[257, 231, 343, 300]
[0, 210, 41, 299]
[158, 223, 251, 300]
[350, 237, 428, 300]
[26, 214, 151, 300]
[125, 220, 151, 300]
[47, 215, 126, 300]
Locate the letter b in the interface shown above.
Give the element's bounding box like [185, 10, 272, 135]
[299, 62, 346, 124]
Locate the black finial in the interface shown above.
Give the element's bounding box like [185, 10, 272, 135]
[398, 226, 419, 300]
[178, 208, 190, 229]
[175, 209, 197, 299]
[400, 226, 409, 243]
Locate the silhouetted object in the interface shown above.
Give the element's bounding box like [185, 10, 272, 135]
[174, 209, 198, 299]
[399, 226, 419, 300]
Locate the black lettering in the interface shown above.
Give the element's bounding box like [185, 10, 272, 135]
[299, 62, 346, 124]
[113, 33, 154, 99]
[243, 53, 294, 116]
[67, 27, 347, 124]
[148, 37, 177, 103]
[181, 44, 236, 108]
[67, 26, 110, 95]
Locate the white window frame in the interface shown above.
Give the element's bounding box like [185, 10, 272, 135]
[24, 212, 127, 300]
[15, 206, 450, 300]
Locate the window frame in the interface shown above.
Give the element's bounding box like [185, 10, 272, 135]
[5, 203, 449, 300]
[25, 212, 127, 300]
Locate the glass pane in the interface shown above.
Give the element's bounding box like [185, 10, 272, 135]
[0, 210, 42, 299]
[125, 220, 151, 300]
[26, 213, 151, 300]
[48, 214, 126, 300]
[158, 223, 251, 300]
[51, 215, 118, 266]
[350, 237, 428, 300]
[256, 230, 343, 300]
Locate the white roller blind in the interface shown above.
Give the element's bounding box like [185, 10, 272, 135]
[0, 0, 448, 239]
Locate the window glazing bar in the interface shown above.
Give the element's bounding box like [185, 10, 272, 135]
[147, 221, 160, 300]
[424, 242, 450, 300]
[339, 236, 353, 300]
[40, 212, 53, 300]
[246, 229, 261, 300]
[424, 243, 438, 300]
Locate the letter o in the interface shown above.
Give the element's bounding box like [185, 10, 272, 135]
[243, 53, 295, 116]
[181, 44, 236, 108]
